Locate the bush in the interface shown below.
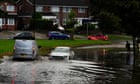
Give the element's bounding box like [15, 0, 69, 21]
[30, 19, 56, 31]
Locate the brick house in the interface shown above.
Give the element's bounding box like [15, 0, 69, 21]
[16, 0, 89, 30]
[0, 0, 17, 30]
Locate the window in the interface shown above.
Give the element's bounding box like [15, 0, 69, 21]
[51, 6, 59, 12]
[8, 18, 15, 25]
[78, 8, 86, 13]
[6, 5, 15, 11]
[0, 5, 4, 10]
[2, 18, 5, 25]
[0, 18, 6, 25]
[63, 7, 71, 13]
[0, 18, 2, 25]
[36, 6, 43, 12]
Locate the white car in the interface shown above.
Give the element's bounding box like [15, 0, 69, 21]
[49, 46, 75, 60]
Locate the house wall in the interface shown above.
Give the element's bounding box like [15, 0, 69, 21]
[16, 0, 89, 30]
[0, 1, 17, 30]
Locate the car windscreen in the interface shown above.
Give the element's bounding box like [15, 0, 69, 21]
[15, 40, 34, 48]
[14, 32, 35, 40]
[54, 48, 69, 52]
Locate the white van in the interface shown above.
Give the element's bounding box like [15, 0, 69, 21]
[13, 39, 39, 60]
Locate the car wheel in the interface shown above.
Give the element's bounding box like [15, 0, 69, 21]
[49, 37, 52, 40]
[49, 57, 54, 60]
[12, 57, 17, 61]
[65, 38, 69, 40]
[88, 38, 91, 40]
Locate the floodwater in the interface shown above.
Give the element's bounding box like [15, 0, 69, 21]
[0, 48, 140, 84]
[74, 48, 135, 84]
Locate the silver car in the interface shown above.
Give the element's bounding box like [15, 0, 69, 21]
[49, 46, 75, 60]
[13, 39, 39, 60]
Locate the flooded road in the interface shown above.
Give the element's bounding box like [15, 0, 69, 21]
[0, 48, 139, 84]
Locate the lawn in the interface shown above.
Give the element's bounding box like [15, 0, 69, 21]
[0, 39, 111, 57]
[108, 34, 132, 40]
[0, 40, 15, 53]
[37, 39, 111, 48]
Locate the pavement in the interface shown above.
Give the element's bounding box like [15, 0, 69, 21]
[0, 31, 47, 39]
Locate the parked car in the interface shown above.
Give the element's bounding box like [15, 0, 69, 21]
[47, 31, 70, 40]
[49, 46, 75, 60]
[88, 33, 109, 40]
[13, 39, 40, 60]
[13, 32, 35, 40]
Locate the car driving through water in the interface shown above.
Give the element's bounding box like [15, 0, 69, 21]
[49, 46, 75, 60]
[13, 32, 40, 60]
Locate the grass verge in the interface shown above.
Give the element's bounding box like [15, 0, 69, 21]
[0, 39, 111, 57]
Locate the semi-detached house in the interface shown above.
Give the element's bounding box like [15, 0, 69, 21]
[0, 0, 89, 30]
[0, 0, 17, 30]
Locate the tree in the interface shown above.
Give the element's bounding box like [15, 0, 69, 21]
[98, 11, 121, 33]
[30, 12, 54, 31]
[90, 0, 140, 35]
[90, 0, 122, 33]
[121, 0, 140, 37]
[0, 9, 7, 16]
[66, 10, 77, 40]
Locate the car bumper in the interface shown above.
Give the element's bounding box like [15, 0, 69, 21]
[13, 54, 36, 59]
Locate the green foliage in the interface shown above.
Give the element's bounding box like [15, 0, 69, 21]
[66, 10, 77, 40]
[30, 19, 54, 31]
[90, 0, 140, 36]
[33, 12, 42, 20]
[98, 11, 121, 33]
[66, 10, 77, 28]
[0, 9, 7, 16]
[75, 24, 97, 34]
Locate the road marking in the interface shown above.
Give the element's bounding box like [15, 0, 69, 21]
[11, 63, 18, 84]
[31, 64, 36, 84]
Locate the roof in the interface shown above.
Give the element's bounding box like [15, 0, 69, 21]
[29, 0, 88, 7]
[0, 0, 17, 3]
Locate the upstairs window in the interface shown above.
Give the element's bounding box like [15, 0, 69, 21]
[36, 6, 43, 12]
[51, 6, 59, 12]
[78, 8, 86, 13]
[6, 5, 15, 11]
[63, 7, 71, 13]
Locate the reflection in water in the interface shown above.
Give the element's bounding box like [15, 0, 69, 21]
[72, 48, 137, 84]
